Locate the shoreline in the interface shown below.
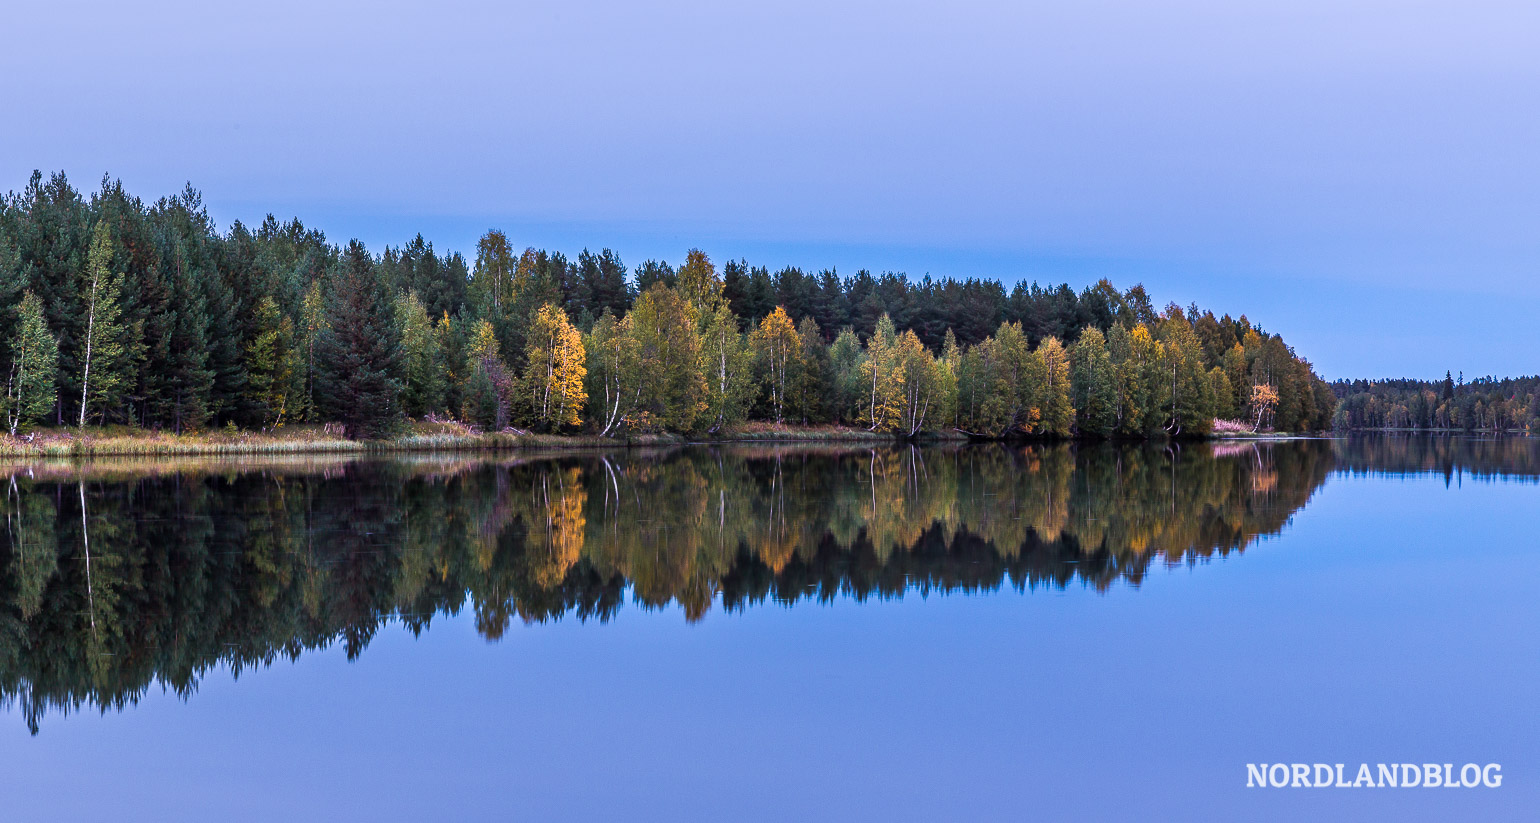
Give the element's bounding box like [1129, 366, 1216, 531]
[0, 423, 909, 458]
[0, 422, 1342, 459]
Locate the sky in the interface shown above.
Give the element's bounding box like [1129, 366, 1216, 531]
[2, 0, 1537, 379]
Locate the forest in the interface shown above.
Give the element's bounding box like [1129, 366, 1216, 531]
[0, 441, 1333, 732]
[1, 172, 1337, 441]
[1331, 373, 1540, 433]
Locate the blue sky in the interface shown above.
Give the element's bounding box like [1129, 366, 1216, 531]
[3, 0, 1536, 379]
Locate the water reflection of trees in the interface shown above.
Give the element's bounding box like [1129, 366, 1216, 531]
[1331, 434, 1540, 482]
[0, 442, 1332, 732]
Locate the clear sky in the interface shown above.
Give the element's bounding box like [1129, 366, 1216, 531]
[3, 0, 1536, 379]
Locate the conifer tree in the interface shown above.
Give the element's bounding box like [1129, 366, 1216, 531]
[315, 241, 400, 438]
[791, 316, 829, 424]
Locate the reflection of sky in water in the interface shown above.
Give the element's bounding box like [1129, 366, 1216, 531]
[2, 440, 1537, 821]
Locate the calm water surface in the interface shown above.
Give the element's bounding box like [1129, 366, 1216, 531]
[1, 437, 1536, 821]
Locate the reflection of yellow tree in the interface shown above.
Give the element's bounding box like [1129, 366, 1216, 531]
[527, 468, 587, 588]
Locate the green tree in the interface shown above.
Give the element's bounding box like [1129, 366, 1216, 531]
[77, 222, 132, 427]
[791, 316, 830, 424]
[5, 291, 58, 435]
[860, 315, 900, 431]
[244, 295, 300, 428]
[700, 303, 755, 432]
[315, 241, 401, 438]
[827, 328, 865, 425]
[471, 229, 516, 318]
[1157, 312, 1212, 436]
[676, 248, 724, 319]
[628, 285, 706, 431]
[584, 310, 639, 436]
[299, 279, 326, 422]
[462, 319, 512, 429]
[1071, 326, 1116, 437]
[393, 291, 444, 419]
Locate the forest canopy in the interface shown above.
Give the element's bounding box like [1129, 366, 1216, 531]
[0, 172, 1337, 439]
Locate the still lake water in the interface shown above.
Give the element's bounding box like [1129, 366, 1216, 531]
[1, 437, 1536, 821]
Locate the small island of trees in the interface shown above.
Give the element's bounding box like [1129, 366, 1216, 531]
[1, 172, 1337, 445]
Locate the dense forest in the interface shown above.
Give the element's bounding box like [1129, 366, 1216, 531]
[0, 441, 1333, 732]
[1331, 373, 1540, 433]
[1, 172, 1336, 440]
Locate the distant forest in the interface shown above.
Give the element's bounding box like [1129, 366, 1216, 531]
[1, 172, 1337, 439]
[1332, 374, 1539, 432]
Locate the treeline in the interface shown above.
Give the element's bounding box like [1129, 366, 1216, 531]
[1, 172, 1334, 439]
[0, 442, 1331, 731]
[1331, 373, 1540, 433]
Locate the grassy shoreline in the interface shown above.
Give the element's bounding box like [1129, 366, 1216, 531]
[0, 421, 911, 458]
[0, 421, 1337, 459]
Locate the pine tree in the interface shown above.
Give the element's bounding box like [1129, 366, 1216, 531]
[315, 241, 401, 438]
[5, 291, 58, 435]
[791, 316, 829, 424]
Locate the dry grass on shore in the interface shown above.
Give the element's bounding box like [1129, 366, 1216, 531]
[0, 420, 905, 458]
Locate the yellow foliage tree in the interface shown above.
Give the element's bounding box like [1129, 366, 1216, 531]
[1037, 336, 1074, 436]
[1250, 382, 1280, 432]
[750, 306, 801, 422]
[860, 315, 903, 431]
[524, 303, 587, 429]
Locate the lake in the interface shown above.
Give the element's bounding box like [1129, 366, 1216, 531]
[1, 437, 1535, 821]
